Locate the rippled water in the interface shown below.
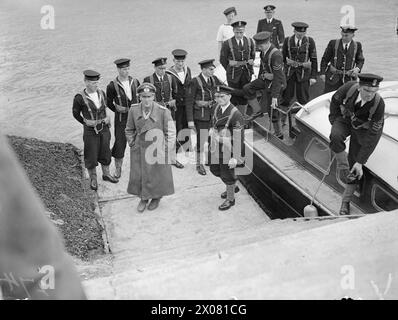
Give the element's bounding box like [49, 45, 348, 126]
[1, 0, 397, 148]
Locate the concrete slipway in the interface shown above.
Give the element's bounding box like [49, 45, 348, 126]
[80, 149, 398, 300]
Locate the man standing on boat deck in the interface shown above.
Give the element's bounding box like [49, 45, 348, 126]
[186, 59, 223, 176]
[166, 49, 192, 158]
[144, 57, 183, 169]
[72, 70, 119, 191]
[256, 5, 285, 49]
[320, 25, 365, 93]
[328, 73, 385, 215]
[125, 83, 176, 213]
[216, 7, 237, 55]
[106, 58, 140, 179]
[209, 85, 245, 211]
[220, 20, 255, 117]
[280, 22, 318, 125]
[242, 31, 286, 139]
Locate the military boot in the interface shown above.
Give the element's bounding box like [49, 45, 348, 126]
[87, 168, 98, 191]
[335, 152, 353, 184]
[101, 164, 119, 183]
[245, 98, 264, 122]
[273, 120, 284, 140]
[339, 202, 350, 215]
[114, 158, 123, 179]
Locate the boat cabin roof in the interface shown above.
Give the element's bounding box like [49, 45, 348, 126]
[296, 81, 398, 193]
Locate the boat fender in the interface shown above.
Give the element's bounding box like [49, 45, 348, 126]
[303, 204, 318, 217]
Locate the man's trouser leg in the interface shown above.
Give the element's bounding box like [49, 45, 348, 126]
[112, 119, 127, 178]
[98, 128, 118, 183]
[324, 78, 343, 94]
[280, 77, 295, 127]
[330, 118, 352, 183]
[243, 78, 267, 115]
[195, 120, 210, 175]
[87, 167, 98, 191]
[296, 79, 310, 106]
[229, 72, 250, 116]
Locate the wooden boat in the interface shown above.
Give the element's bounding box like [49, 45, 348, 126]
[239, 81, 398, 218]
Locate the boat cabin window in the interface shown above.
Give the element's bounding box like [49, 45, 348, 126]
[371, 184, 398, 212]
[303, 137, 331, 175]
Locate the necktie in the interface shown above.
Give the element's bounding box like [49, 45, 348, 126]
[344, 44, 348, 53]
[238, 40, 243, 50]
[160, 76, 163, 82]
[297, 39, 301, 47]
[207, 78, 211, 86]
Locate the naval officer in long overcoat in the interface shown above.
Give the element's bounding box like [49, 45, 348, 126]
[125, 83, 176, 213]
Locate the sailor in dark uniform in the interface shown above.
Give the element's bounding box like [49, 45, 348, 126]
[242, 31, 286, 138]
[144, 57, 183, 168]
[106, 58, 140, 178]
[220, 20, 255, 116]
[186, 59, 223, 176]
[72, 70, 118, 190]
[280, 22, 318, 122]
[320, 25, 365, 93]
[256, 5, 285, 49]
[328, 73, 385, 215]
[166, 49, 192, 164]
[209, 85, 245, 210]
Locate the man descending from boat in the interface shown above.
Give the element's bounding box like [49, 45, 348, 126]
[106, 58, 140, 178]
[125, 83, 176, 212]
[72, 70, 119, 191]
[209, 85, 245, 210]
[242, 31, 286, 139]
[216, 6, 237, 55]
[144, 57, 183, 169]
[256, 5, 285, 49]
[166, 49, 192, 162]
[280, 22, 317, 126]
[320, 25, 365, 93]
[328, 73, 385, 215]
[186, 59, 223, 176]
[220, 20, 255, 117]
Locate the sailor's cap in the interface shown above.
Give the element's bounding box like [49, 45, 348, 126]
[358, 73, 383, 87]
[340, 25, 358, 33]
[114, 58, 130, 68]
[231, 20, 247, 28]
[215, 85, 234, 95]
[223, 6, 236, 15]
[292, 22, 309, 32]
[253, 31, 272, 43]
[264, 5, 276, 12]
[198, 59, 216, 69]
[152, 57, 167, 67]
[172, 49, 188, 60]
[83, 70, 100, 81]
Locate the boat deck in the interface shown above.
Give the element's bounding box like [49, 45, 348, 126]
[245, 125, 364, 216]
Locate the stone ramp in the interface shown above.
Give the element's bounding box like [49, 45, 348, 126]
[84, 210, 398, 299]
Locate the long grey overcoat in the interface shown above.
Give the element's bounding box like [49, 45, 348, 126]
[125, 102, 176, 200]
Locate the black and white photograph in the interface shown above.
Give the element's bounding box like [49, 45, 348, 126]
[0, 0, 398, 304]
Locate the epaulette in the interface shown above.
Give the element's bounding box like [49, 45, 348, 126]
[130, 103, 140, 108]
[156, 103, 167, 110]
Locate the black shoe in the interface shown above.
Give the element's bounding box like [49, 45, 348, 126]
[196, 164, 206, 175]
[339, 202, 350, 215]
[221, 186, 240, 199]
[102, 174, 119, 183]
[90, 178, 98, 191]
[173, 160, 184, 169]
[245, 112, 264, 122]
[218, 199, 235, 211]
[147, 198, 160, 211]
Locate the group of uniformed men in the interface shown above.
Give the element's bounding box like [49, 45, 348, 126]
[73, 4, 385, 215]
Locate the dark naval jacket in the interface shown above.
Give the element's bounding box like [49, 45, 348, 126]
[219, 36, 256, 84]
[282, 35, 318, 82]
[186, 74, 223, 122]
[143, 73, 177, 106]
[72, 89, 108, 128]
[256, 18, 285, 49]
[321, 39, 365, 84]
[166, 65, 192, 106]
[329, 81, 384, 164]
[210, 103, 245, 164]
[259, 44, 287, 98]
[106, 76, 140, 123]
